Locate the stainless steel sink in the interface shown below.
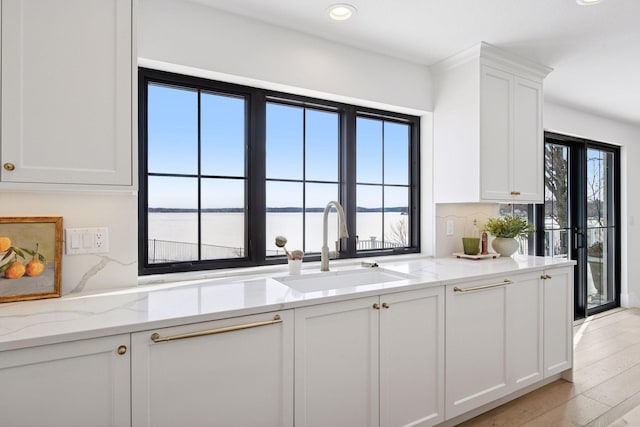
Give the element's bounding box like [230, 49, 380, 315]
[275, 268, 413, 293]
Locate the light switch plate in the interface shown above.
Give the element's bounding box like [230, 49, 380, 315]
[65, 227, 109, 255]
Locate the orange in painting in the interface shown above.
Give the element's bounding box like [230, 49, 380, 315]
[4, 262, 25, 279]
[0, 237, 11, 252]
[25, 259, 45, 277]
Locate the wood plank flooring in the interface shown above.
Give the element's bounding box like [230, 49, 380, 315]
[458, 307, 640, 427]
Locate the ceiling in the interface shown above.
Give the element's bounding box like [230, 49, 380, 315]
[189, 0, 639, 126]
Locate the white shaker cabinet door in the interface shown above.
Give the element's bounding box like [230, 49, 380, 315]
[507, 272, 544, 389]
[445, 278, 510, 418]
[294, 296, 380, 427]
[1, 0, 133, 186]
[480, 65, 513, 202]
[131, 310, 294, 427]
[512, 76, 544, 202]
[543, 267, 574, 377]
[380, 287, 445, 427]
[0, 334, 131, 427]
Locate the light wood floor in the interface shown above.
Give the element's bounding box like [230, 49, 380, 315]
[459, 307, 640, 427]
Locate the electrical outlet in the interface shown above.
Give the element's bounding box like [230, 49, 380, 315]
[65, 227, 109, 255]
[446, 220, 454, 236]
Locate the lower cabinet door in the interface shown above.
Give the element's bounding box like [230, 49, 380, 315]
[507, 272, 543, 389]
[380, 287, 445, 427]
[445, 278, 510, 418]
[294, 297, 380, 427]
[131, 310, 293, 427]
[0, 334, 131, 427]
[544, 267, 574, 377]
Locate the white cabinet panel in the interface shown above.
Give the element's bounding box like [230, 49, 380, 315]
[132, 310, 293, 427]
[513, 77, 544, 201]
[507, 272, 543, 388]
[380, 287, 445, 427]
[295, 297, 380, 427]
[0, 334, 131, 427]
[480, 65, 512, 201]
[1, 0, 133, 186]
[445, 279, 509, 418]
[543, 267, 574, 377]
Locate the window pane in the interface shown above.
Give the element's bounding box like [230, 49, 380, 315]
[384, 122, 409, 185]
[201, 178, 245, 259]
[266, 103, 303, 180]
[587, 149, 611, 227]
[545, 144, 569, 229]
[148, 84, 198, 175]
[356, 117, 382, 184]
[147, 176, 198, 263]
[305, 183, 339, 253]
[306, 109, 339, 182]
[384, 186, 409, 248]
[357, 185, 383, 250]
[266, 181, 303, 255]
[201, 92, 245, 177]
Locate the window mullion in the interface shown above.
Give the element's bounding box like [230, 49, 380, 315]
[343, 106, 357, 257]
[250, 90, 267, 264]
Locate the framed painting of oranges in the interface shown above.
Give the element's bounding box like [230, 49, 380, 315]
[0, 217, 62, 303]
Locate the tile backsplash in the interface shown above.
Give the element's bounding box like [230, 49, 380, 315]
[435, 203, 500, 257]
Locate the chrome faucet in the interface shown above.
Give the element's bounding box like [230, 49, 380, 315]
[321, 201, 349, 272]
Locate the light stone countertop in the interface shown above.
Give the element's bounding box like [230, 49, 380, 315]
[0, 254, 575, 351]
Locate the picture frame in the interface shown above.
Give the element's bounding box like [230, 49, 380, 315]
[0, 217, 63, 303]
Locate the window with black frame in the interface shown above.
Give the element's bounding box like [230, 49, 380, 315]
[138, 69, 420, 275]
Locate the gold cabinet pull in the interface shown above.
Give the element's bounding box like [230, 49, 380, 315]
[453, 279, 513, 293]
[3, 163, 15, 171]
[510, 191, 521, 195]
[373, 303, 380, 310]
[117, 345, 127, 355]
[545, 274, 552, 279]
[150, 315, 282, 343]
[382, 302, 390, 309]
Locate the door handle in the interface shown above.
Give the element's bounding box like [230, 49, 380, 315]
[574, 228, 585, 249]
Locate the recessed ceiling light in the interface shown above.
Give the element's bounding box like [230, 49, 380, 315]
[576, 0, 604, 5]
[328, 3, 356, 21]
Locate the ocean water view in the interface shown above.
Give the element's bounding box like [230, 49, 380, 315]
[148, 211, 408, 263]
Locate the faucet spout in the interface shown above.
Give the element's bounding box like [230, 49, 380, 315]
[321, 201, 349, 272]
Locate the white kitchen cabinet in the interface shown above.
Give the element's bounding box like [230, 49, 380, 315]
[445, 276, 511, 418]
[445, 267, 573, 418]
[0, 334, 131, 427]
[507, 271, 544, 389]
[379, 288, 445, 427]
[445, 272, 543, 418]
[433, 41, 551, 203]
[543, 266, 574, 377]
[1, 0, 134, 187]
[295, 287, 444, 427]
[131, 310, 294, 427]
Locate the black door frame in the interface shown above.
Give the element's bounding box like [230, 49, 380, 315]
[536, 132, 621, 320]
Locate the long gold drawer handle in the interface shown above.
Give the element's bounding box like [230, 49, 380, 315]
[453, 279, 513, 293]
[150, 315, 282, 343]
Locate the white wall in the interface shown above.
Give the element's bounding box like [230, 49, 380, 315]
[544, 102, 640, 308]
[138, 0, 432, 114]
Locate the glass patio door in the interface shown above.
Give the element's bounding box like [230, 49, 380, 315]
[536, 132, 620, 320]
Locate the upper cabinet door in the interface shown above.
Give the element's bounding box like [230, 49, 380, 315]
[480, 65, 513, 201]
[513, 76, 544, 201]
[1, 0, 133, 186]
